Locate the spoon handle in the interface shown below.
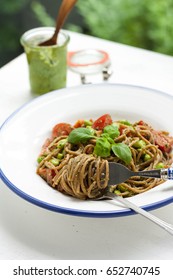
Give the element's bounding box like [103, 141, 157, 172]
[53, 0, 78, 39]
[109, 193, 173, 235]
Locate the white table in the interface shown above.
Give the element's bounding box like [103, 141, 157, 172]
[0, 31, 173, 260]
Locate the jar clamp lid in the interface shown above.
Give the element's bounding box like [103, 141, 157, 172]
[68, 49, 112, 84]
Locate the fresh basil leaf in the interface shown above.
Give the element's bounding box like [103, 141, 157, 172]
[100, 133, 115, 144]
[68, 128, 95, 144]
[94, 137, 111, 157]
[112, 143, 132, 164]
[103, 124, 120, 139]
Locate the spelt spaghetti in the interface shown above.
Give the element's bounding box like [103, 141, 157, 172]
[36, 114, 173, 199]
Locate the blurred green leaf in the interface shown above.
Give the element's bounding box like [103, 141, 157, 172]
[1, 0, 173, 67]
[31, 1, 55, 27]
[0, 0, 29, 14]
[74, 0, 173, 55]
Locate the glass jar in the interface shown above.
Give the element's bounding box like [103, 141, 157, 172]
[68, 49, 112, 84]
[21, 27, 70, 94]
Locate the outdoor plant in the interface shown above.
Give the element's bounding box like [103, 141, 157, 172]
[1, 0, 173, 67]
[72, 0, 173, 56]
[0, 0, 30, 66]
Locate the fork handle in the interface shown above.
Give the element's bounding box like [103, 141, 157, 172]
[161, 168, 173, 180]
[132, 168, 173, 180]
[112, 195, 173, 235]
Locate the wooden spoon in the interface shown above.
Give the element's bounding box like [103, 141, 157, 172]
[39, 0, 77, 46]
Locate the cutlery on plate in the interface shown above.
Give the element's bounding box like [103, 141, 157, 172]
[96, 188, 173, 236]
[96, 163, 173, 235]
[108, 162, 173, 185]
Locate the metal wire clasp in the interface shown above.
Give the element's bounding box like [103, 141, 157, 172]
[68, 49, 112, 84]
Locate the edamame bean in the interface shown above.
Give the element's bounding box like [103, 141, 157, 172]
[50, 158, 60, 166]
[133, 140, 146, 149]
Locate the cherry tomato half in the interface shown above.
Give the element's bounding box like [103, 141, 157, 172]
[73, 119, 85, 128]
[52, 123, 72, 138]
[152, 130, 173, 153]
[92, 114, 112, 130]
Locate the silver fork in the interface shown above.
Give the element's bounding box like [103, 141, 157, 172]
[96, 189, 173, 235]
[108, 162, 173, 185]
[96, 162, 173, 235]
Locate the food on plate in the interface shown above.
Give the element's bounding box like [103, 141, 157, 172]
[36, 114, 173, 199]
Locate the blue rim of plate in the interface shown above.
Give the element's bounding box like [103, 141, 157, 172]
[1, 83, 173, 218]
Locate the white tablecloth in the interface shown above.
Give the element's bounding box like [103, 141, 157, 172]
[0, 31, 173, 260]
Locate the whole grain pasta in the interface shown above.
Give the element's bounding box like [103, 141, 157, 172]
[37, 114, 173, 199]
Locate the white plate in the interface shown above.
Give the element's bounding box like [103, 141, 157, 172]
[0, 83, 173, 217]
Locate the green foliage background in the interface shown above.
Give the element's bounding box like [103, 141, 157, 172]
[1, 0, 173, 67]
[73, 0, 173, 55]
[0, 0, 30, 66]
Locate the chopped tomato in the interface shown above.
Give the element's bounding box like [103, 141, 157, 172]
[92, 114, 112, 130]
[137, 120, 144, 126]
[46, 169, 56, 185]
[40, 138, 51, 154]
[73, 119, 85, 128]
[38, 168, 47, 180]
[119, 124, 127, 135]
[152, 130, 173, 153]
[38, 168, 56, 185]
[52, 123, 72, 138]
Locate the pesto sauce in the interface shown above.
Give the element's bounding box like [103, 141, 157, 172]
[26, 45, 67, 94]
